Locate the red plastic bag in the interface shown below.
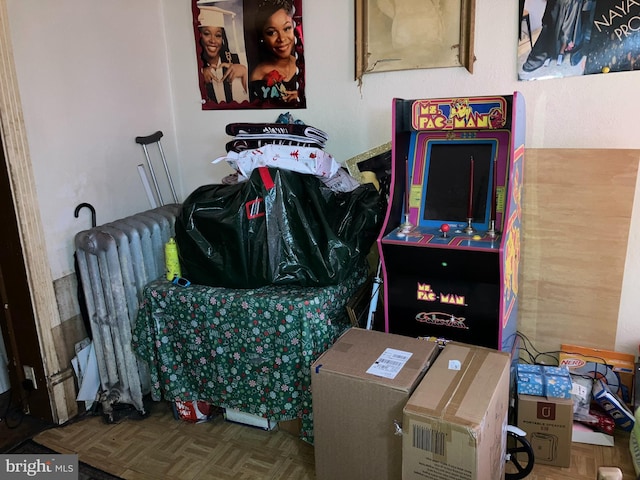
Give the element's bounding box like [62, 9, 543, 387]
[173, 400, 214, 423]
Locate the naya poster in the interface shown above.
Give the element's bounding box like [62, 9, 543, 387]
[192, 0, 306, 109]
[518, 0, 640, 80]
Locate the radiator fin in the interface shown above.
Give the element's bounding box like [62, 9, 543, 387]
[74, 203, 180, 420]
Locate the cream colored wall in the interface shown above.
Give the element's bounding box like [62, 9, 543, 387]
[7, 0, 177, 280]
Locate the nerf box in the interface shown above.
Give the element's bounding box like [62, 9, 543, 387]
[517, 364, 572, 399]
[559, 344, 635, 405]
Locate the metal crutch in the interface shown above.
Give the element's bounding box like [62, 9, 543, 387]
[366, 261, 383, 330]
[135, 131, 179, 205]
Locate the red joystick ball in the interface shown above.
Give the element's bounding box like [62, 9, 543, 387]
[441, 223, 450, 234]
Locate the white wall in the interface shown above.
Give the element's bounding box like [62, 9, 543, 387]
[7, 0, 177, 279]
[7, 1, 640, 354]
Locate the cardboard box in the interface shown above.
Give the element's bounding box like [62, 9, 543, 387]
[311, 327, 439, 480]
[517, 394, 573, 467]
[277, 418, 301, 436]
[559, 344, 635, 404]
[402, 343, 510, 480]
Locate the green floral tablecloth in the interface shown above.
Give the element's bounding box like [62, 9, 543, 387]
[132, 267, 366, 443]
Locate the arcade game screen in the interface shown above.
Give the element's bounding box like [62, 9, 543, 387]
[420, 141, 495, 230]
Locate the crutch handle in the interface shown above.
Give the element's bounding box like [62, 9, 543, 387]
[135, 131, 163, 145]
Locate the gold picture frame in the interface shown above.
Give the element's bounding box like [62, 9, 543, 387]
[355, 0, 476, 82]
[345, 141, 391, 185]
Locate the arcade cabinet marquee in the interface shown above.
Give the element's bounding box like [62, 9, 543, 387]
[377, 93, 525, 354]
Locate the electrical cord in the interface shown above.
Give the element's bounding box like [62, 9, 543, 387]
[0, 388, 11, 420]
[0, 387, 26, 429]
[516, 330, 616, 384]
[517, 331, 610, 364]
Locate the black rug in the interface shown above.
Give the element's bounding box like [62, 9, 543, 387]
[8, 439, 123, 480]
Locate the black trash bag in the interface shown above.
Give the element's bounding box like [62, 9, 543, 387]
[175, 167, 384, 288]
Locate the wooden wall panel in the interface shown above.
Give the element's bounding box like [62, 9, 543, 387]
[519, 149, 639, 356]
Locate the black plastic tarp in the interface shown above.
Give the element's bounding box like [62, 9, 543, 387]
[175, 167, 384, 288]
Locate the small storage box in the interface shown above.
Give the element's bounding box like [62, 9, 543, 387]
[517, 363, 572, 398]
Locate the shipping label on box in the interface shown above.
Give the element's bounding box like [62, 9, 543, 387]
[559, 344, 635, 404]
[403, 343, 510, 480]
[517, 394, 573, 467]
[517, 364, 572, 398]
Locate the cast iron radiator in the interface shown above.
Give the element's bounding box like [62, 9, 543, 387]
[74, 203, 180, 420]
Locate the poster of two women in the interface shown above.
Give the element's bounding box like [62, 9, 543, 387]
[193, 0, 305, 110]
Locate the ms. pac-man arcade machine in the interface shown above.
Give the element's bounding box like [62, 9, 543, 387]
[377, 93, 525, 355]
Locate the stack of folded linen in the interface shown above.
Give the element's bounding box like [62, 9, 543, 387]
[217, 120, 360, 193]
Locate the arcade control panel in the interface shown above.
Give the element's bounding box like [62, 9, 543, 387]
[384, 222, 501, 250]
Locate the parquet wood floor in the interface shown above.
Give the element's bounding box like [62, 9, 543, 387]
[34, 402, 314, 480]
[32, 401, 636, 480]
[515, 429, 636, 480]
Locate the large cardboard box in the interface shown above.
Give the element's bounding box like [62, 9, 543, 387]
[311, 327, 439, 480]
[517, 394, 573, 467]
[402, 343, 510, 480]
